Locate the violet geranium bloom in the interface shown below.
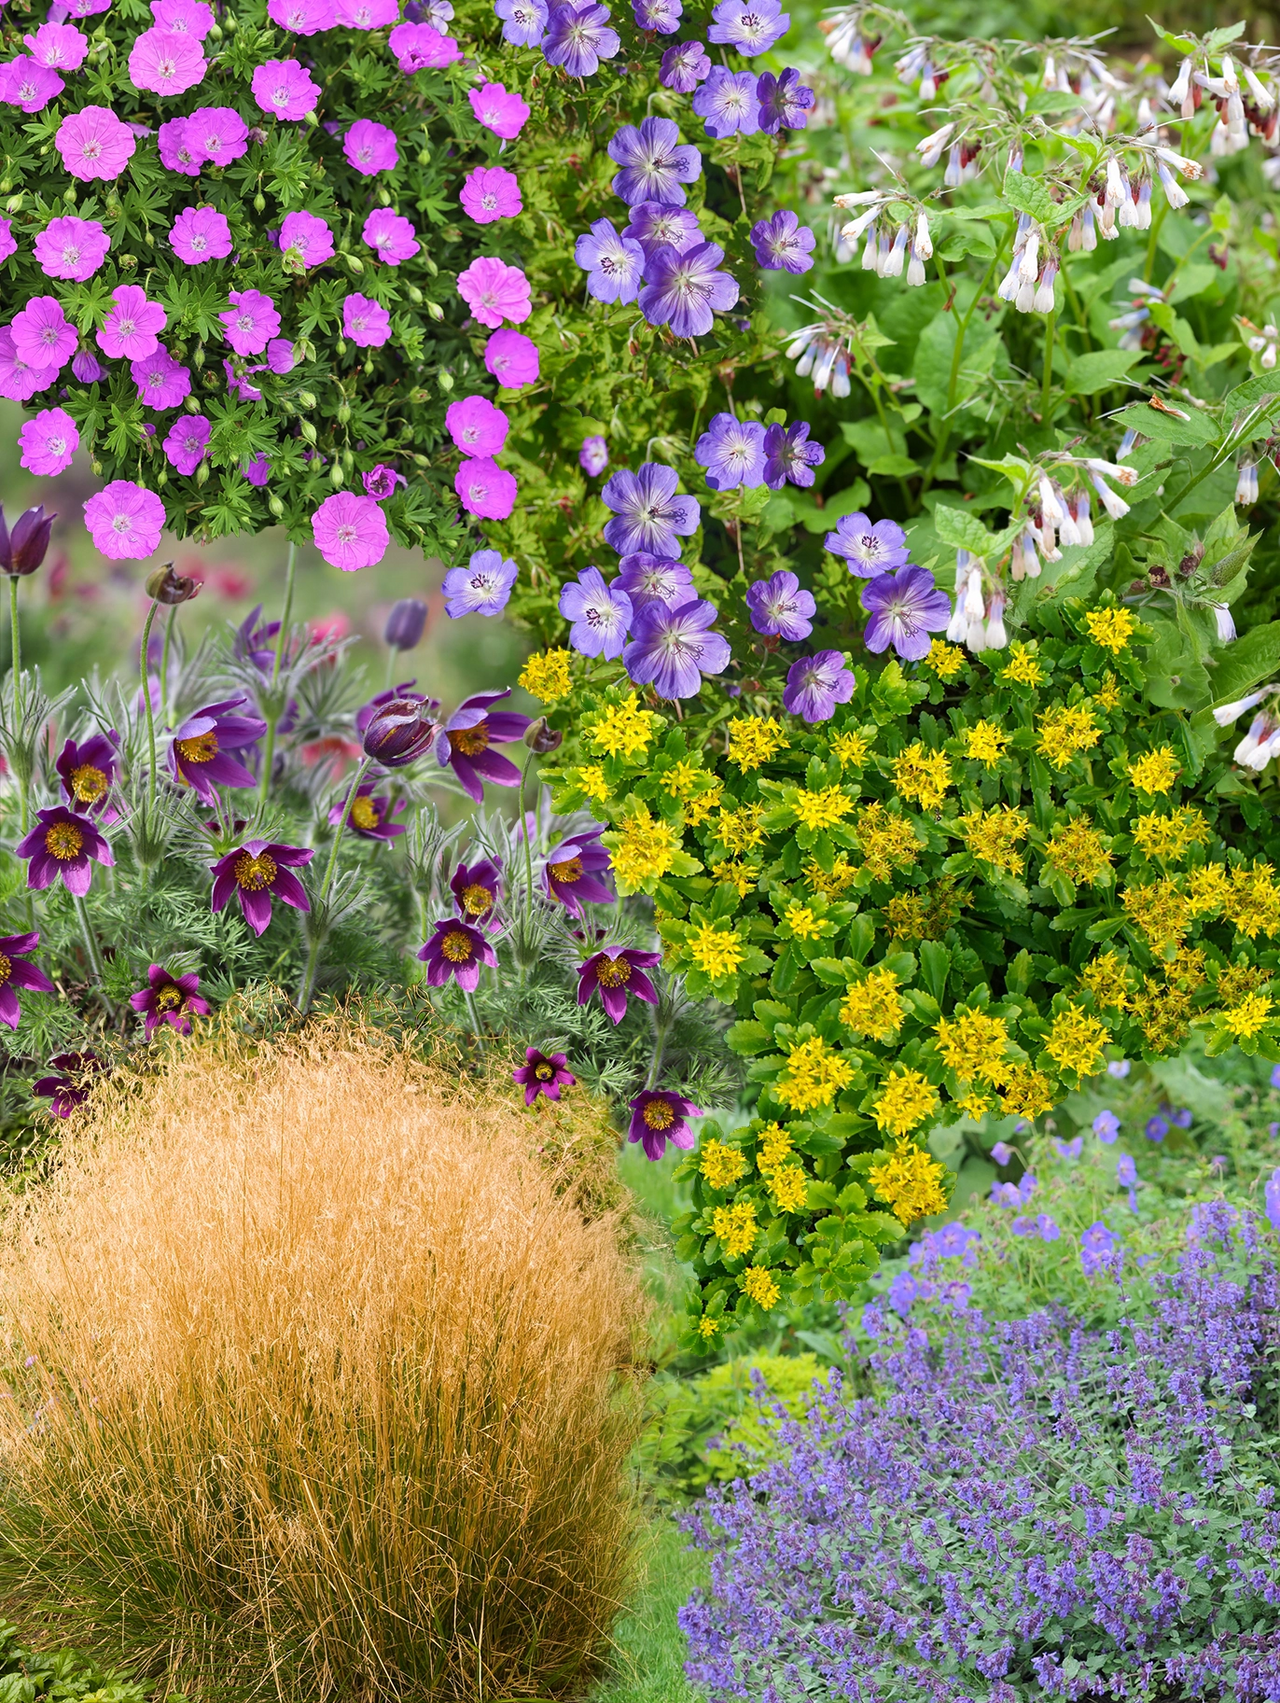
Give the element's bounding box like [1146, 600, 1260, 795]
[623, 202, 702, 260]
[616, 553, 695, 610]
[460, 165, 522, 224]
[55, 730, 120, 818]
[417, 918, 497, 991]
[312, 491, 390, 571]
[602, 462, 699, 557]
[627, 1087, 700, 1160]
[560, 566, 633, 659]
[707, 0, 789, 54]
[860, 566, 952, 662]
[782, 650, 855, 723]
[695, 413, 766, 490]
[169, 696, 267, 803]
[634, 0, 681, 27]
[439, 689, 532, 802]
[660, 39, 710, 91]
[450, 857, 503, 922]
[0, 932, 55, 1030]
[17, 805, 114, 896]
[692, 67, 760, 137]
[746, 569, 815, 641]
[442, 550, 518, 617]
[750, 208, 815, 273]
[210, 839, 313, 936]
[542, 1, 619, 75]
[608, 117, 701, 207]
[545, 827, 614, 915]
[513, 1047, 576, 1106]
[763, 420, 824, 490]
[574, 218, 646, 306]
[756, 67, 814, 131]
[331, 782, 407, 841]
[19, 408, 80, 478]
[494, 0, 548, 46]
[577, 945, 660, 1024]
[623, 598, 731, 700]
[638, 242, 739, 339]
[129, 964, 210, 1037]
[34, 215, 110, 282]
[83, 481, 166, 560]
[824, 511, 911, 577]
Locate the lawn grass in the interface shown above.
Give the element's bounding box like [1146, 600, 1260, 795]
[589, 1511, 705, 1703]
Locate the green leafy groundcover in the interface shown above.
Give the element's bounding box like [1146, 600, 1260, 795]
[0, 1623, 147, 1703]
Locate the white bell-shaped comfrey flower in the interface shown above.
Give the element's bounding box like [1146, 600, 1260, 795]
[1090, 471, 1131, 520]
[1033, 260, 1058, 314]
[1073, 488, 1094, 547]
[1085, 456, 1139, 488]
[916, 123, 954, 169]
[1235, 712, 1279, 769]
[1244, 66, 1274, 110]
[1017, 228, 1041, 283]
[914, 210, 933, 261]
[1213, 688, 1266, 727]
[1168, 56, 1193, 108]
[1155, 157, 1189, 210]
[963, 563, 985, 621]
[1117, 429, 1139, 459]
[984, 592, 1008, 651]
[1210, 602, 1237, 643]
[1104, 156, 1128, 206]
[882, 224, 908, 278]
[1236, 462, 1259, 506]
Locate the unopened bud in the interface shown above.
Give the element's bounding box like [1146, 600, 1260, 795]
[437, 369, 453, 390]
[0, 505, 55, 577]
[253, 192, 266, 212]
[329, 462, 345, 488]
[337, 400, 351, 423]
[384, 598, 428, 651]
[406, 284, 423, 304]
[524, 716, 563, 753]
[297, 390, 317, 409]
[147, 563, 201, 605]
[5, 194, 22, 216]
[425, 299, 444, 321]
[195, 460, 210, 486]
[336, 337, 347, 357]
[299, 420, 317, 443]
[343, 252, 364, 273]
[268, 494, 286, 518]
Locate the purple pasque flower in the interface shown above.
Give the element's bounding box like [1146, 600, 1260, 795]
[623, 598, 731, 700]
[210, 839, 313, 937]
[574, 218, 646, 306]
[580, 435, 609, 476]
[442, 550, 518, 618]
[168, 697, 267, 804]
[756, 66, 814, 131]
[746, 569, 815, 641]
[163, 412, 211, 475]
[695, 412, 766, 490]
[627, 1087, 700, 1160]
[623, 202, 702, 260]
[545, 827, 614, 915]
[439, 689, 532, 802]
[824, 511, 910, 577]
[861, 566, 951, 662]
[494, 0, 547, 46]
[417, 918, 497, 991]
[707, 0, 788, 54]
[659, 38, 710, 91]
[331, 782, 407, 842]
[638, 242, 739, 339]
[0, 932, 55, 1030]
[513, 1047, 576, 1106]
[129, 964, 210, 1038]
[235, 605, 282, 673]
[692, 67, 760, 138]
[542, 1, 619, 75]
[34, 215, 110, 282]
[450, 857, 503, 923]
[602, 463, 699, 558]
[33, 1052, 104, 1118]
[783, 649, 855, 723]
[559, 566, 633, 660]
[608, 116, 701, 207]
[55, 731, 120, 820]
[577, 944, 660, 1023]
[763, 420, 824, 490]
[16, 805, 114, 896]
[615, 552, 695, 610]
[751, 208, 815, 273]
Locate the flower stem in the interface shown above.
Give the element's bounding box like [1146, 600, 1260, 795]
[9, 575, 26, 838]
[1040, 309, 1057, 418]
[297, 754, 371, 1015]
[74, 892, 107, 991]
[159, 604, 178, 731]
[139, 600, 160, 822]
[258, 538, 298, 810]
[464, 987, 483, 1039]
[518, 744, 537, 977]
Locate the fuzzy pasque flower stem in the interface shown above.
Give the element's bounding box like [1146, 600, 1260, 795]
[258, 538, 298, 810]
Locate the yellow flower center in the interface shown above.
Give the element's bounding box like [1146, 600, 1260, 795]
[69, 764, 108, 804]
[596, 956, 632, 988]
[461, 883, 493, 916]
[549, 855, 584, 884]
[535, 1062, 555, 1081]
[441, 929, 474, 963]
[0, 952, 10, 986]
[350, 796, 379, 831]
[155, 985, 184, 1013]
[234, 851, 277, 891]
[177, 730, 219, 764]
[643, 1099, 676, 1131]
[45, 821, 84, 861]
[449, 724, 490, 758]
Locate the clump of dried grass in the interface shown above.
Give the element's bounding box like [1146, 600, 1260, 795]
[0, 1020, 645, 1702]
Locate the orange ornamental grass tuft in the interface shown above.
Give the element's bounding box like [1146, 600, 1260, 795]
[0, 1021, 645, 1702]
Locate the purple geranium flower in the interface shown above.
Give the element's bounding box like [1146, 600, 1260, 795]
[163, 413, 211, 475]
[331, 782, 407, 842]
[33, 1052, 104, 1118]
[17, 805, 114, 896]
[450, 857, 503, 922]
[756, 67, 813, 131]
[707, 0, 788, 54]
[692, 67, 760, 137]
[169, 205, 232, 264]
[495, 0, 547, 44]
[210, 838, 313, 936]
[751, 208, 815, 273]
[608, 116, 701, 206]
[417, 917, 497, 991]
[362, 208, 419, 265]
[559, 566, 633, 659]
[55, 731, 120, 820]
[623, 598, 731, 699]
[695, 412, 766, 490]
[169, 696, 267, 804]
[513, 1047, 576, 1106]
[220, 289, 280, 356]
[638, 242, 739, 339]
[129, 964, 210, 1037]
[634, 0, 680, 27]
[580, 435, 609, 476]
[34, 215, 110, 282]
[783, 650, 855, 723]
[623, 202, 702, 259]
[660, 39, 709, 90]
[861, 566, 951, 662]
[545, 827, 614, 915]
[616, 553, 696, 610]
[577, 944, 661, 1023]
[442, 550, 518, 618]
[542, 1, 619, 75]
[0, 932, 55, 1030]
[746, 569, 815, 641]
[1080, 1219, 1120, 1276]
[132, 348, 192, 410]
[343, 118, 398, 175]
[574, 218, 646, 305]
[439, 689, 531, 802]
[627, 1087, 700, 1160]
[602, 463, 699, 558]
[763, 421, 824, 490]
[824, 511, 911, 576]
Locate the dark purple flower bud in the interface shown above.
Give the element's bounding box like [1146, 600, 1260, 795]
[524, 716, 564, 753]
[384, 598, 428, 652]
[362, 696, 444, 768]
[147, 562, 202, 605]
[0, 504, 55, 578]
[72, 349, 105, 383]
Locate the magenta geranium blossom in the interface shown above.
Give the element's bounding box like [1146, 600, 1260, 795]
[311, 491, 389, 571]
[131, 348, 192, 409]
[98, 284, 167, 361]
[513, 1048, 577, 1106]
[455, 458, 518, 520]
[184, 106, 249, 166]
[163, 413, 211, 474]
[446, 395, 509, 457]
[83, 481, 166, 560]
[16, 805, 114, 897]
[344, 118, 399, 174]
[577, 945, 660, 1024]
[336, 0, 397, 25]
[0, 220, 14, 266]
[24, 22, 90, 69]
[158, 116, 200, 174]
[210, 839, 313, 936]
[220, 289, 280, 356]
[12, 297, 76, 370]
[169, 205, 232, 264]
[151, 0, 215, 36]
[128, 27, 206, 94]
[34, 215, 110, 282]
[0, 932, 56, 1031]
[0, 56, 64, 112]
[468, 81, 530, 138]
[460, 165, 523, 224]
[388, 19, 461, 68]
[19, 407, 80, 477]
[484, 328, 539, 386]
[417, 918, 496, 991]
[362, 208, 419, 264]
[278, 209, 334, 268]
[627, 1088, 700, 1160]
[129, 964, 211, 1037]
[342, 294, 391, 347]
[267, 0, 334, 32]
[251, 57, 320, 119]
[457, 257, 531, 327]
[439, 689, 531, 802]
[0, 331, 58, 403]
[169, 696, 267, 802]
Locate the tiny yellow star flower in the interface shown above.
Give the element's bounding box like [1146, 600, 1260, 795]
[1223, 991, 1272, 1039]
[1002, 643, 1046, 687]
[726, 716, 788, 772]
[518, 648, 573, 703]
[925, 639, 966, 680]
[687, 920, 745, 980]
[871, 1067, 937, 1138]
[700, 1140, 747, 1190]
[1127, 747, 1181, 796]
[963, 721, 1008, 766]
[1084, 607, 1137, 654]
[741, 1265, 780, 1309]
[793, 785, 855, 831]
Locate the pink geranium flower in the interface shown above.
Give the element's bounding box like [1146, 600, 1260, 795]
[455, 458, 518, 519]
[169, 205, 232, 263]
[484, 327, 539, 387]
[251, 57, 319, 119]
[0, 330, 58, 402]
[12, 297, 77, 370]
[184, 106, 249, 166]
[0, 56, 64, 112]
[468, 81, 530, 139]
[266, 338, 296, 373]
[131, 348, 191, 408]
[56, 106, 137, 180]
[0, 220, 15, 266]
[157, 116, 199, 174]
[151, 0, 215, 36]
[336, 0, 397, 25]
[457, 256, 532, 327]
[220, 289, 280, 355]
[34, 216, 111, 282]
[460, 165, 522, 224]
[24, 23, 90, 69]
[311, 491, 389, 571]
[64, 0, 112, 16]
[83, 481, 167, 561]
[343, 118, 398, 174]
[342, 294, 391, 347]
[446, 395, 509, 457]
[362, 208, 419, 264]
[267, 0, 335, 32]
[97, 284, 167, 361]
[277, 209, 333, 268]
[128, 27, 206, 95]
[387, 19, 461, 68]
[163, 413, 211, 474]
[18, 407, 80, 477]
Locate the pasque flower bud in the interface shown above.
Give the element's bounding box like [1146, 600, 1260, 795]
[0, 504, 55, 577]
[524, 715, 563, 753]
[383, 598, 428, 652]
[146, 563, 201, 605]
[362, 697, 444, 767]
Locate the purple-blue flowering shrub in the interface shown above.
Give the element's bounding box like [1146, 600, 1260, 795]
[682, 1204, 1280, 1701]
